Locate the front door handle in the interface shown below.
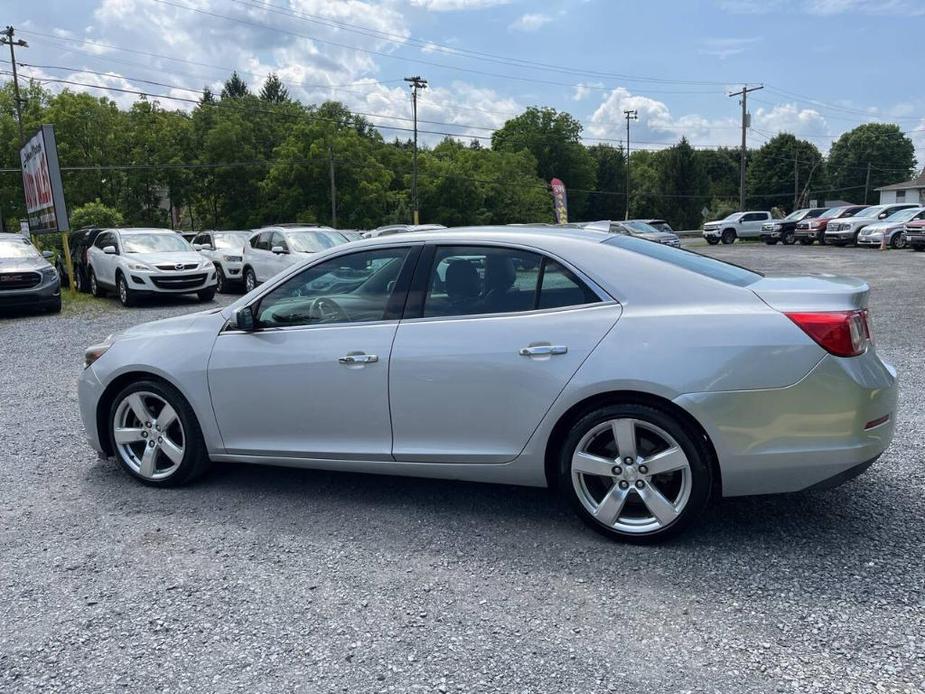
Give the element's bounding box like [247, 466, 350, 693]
[338, 353, 379, 365]
[519, 345, 568, 357]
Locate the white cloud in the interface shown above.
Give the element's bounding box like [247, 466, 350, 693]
[509, 13, 553, 31]
[573, 82, 603, 101]
[410, 0, 511, 10]
[699, 37, 762, 59]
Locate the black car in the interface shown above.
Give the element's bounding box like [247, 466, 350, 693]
[759, 208, 828, 245]
[0, 234, 61, 313]
[57, 227, 104, 292]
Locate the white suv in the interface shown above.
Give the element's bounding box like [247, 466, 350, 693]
[190, 230, 251, 293]
[242, 225, 350, 291]
[86, 228, 217, 307]
[702, 211, 773, 245]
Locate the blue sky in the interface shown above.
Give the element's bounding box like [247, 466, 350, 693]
[6, 0, 925, 166]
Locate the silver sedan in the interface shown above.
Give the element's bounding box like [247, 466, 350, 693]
[78, 227, 897, 542]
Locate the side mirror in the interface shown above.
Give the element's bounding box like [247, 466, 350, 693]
[271, 245, 288, 254]
[192, 243, 203, 250]
[103, 245, 117, 255]
[41, 250, 53, 259]
[234, 306, 256, 331]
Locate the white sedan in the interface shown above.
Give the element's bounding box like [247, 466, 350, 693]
[79, 226, 896, 542]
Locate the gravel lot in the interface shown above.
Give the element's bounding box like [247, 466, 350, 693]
[1, 244, 923, 694]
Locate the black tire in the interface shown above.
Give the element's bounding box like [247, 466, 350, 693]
[558, 403, 713, 544]
[75, 267, 87, 293]
[705, 238, 719, 246]
[720, 229, 736, 245]
[817, 232, 827, 246]
[197, 288, 216, 302]
[799, 238, 813, 246]
[107, 379, 211, 487]
[215, 266, 228, 293]
[116, 273, 136, 307]
[781, 230, 796, 245]
[764, 239, 778, 245]
[244, 267, 258, 293]
[890, 232, 906, 250]
[89, 268, 106, 297]
[47, 296, 62, 314]
[913, 245, 925, 252]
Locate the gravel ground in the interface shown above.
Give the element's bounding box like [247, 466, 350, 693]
[1, 245, 923, 694]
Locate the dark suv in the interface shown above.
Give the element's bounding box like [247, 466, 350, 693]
[760, 208, 828, 245]
[57, 227, 104, 292]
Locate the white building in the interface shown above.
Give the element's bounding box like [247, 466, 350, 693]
[876, 171, 925, 205]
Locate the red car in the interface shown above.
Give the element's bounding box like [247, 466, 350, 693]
[793, 205, 867, 245]
[905, 218, 925, 251]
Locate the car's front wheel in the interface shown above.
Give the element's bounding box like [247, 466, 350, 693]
[244, 267, 257, 293]
[89, 268, 105, 297]
[116, 273, 137, 307]
[559, 404, 712, 543]
[781, 230, 795, 245]
[705, 237, 719, 246]
[891, 232, 907, 249]
[721, 229, 736, 245]
[215, 267, 227, 293]
[197, 287, 216, 302]
[108, 379, 211, 486]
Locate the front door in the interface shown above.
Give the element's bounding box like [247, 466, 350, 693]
[209, 245, 417, 460]
[389, 244, 622, 463]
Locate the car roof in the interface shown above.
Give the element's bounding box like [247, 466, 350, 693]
[108, 227, 175, 234]
[255, 225, 337, 233]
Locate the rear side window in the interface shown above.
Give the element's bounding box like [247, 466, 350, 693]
[603, 235, 762, 287]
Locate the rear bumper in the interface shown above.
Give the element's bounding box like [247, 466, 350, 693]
[675, 350, 897, 497]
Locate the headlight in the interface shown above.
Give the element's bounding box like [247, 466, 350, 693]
[199, 259, 214, 269]
[223, 255, 242, 263]
[772, 224, 782, 230]
[41, 266, 57, 276]
[128, 262, 153, 271]
[84, 335, 114, 369]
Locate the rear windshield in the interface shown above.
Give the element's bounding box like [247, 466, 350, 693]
[602, 235, 762, 287]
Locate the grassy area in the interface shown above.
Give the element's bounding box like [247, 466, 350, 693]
[61, 289, 114, 315]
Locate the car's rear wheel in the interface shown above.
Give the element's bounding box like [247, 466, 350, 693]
[116, 273, 136, 307]
[108, 380, 211, 486]
[559, 404, 712, 543]
[891, 232, 906, 249]
[781, 230, 795, 245]
[244, 267, 257, 293]
[89, 268, 105, 297]
[721, 229, 736, 245]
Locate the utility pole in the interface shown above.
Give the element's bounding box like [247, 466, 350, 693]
[864, 162, 872, 204]
[793, 153, 799, 210]
[404, 75, 427, 225]
[1, 26, 27, 146]
[728, 84, 763, 211]
[328, 144, 337, 228]
[623, 109, 637, 220]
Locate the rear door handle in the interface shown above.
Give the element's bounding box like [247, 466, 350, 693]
[338, 353, 378, 365]
[519, 345, 568, 357]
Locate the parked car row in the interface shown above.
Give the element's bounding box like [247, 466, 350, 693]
[703, 204, 925, 249]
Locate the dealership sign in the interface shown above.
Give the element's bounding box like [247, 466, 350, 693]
[20, 125, 69, 234]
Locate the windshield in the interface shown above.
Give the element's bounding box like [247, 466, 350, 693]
[623, 221, 660, 234]
[122, 233, 191, 253]
[0, 240, 38, 259]
[287, 231, 349, 253]
[783, 209, 808, 221]
[722, 212, 744, 221]
[819, 207, 845, 219]
[603, 235, 762, 287]
[884, 207, 922, 222]
[855, 206, 886, 218]
[214, 232, 251, 250]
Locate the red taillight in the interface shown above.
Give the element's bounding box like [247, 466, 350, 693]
[785, 309, 871, 357]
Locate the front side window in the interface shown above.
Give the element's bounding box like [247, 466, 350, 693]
[422, 246, 599, 318]
[270, 232, 289, 252]
[121, 234, 189, 253]
[95, 232, 114, 249]
[256, 248, 411, 328]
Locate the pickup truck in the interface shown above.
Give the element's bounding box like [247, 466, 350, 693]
[702, 211, 773, 245]
[793, 205, 867, 245]
[759, 208, 828, 245]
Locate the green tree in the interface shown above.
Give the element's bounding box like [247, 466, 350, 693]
[655, 138, 709, 229]
[626, 149, 661, 219]
[70, 199, 125, 228]
[259, 73, 290, 104]
[746, 133, 825, 212]
[697, 148, 740, 203]
[491, 107, 596, 219]
[827, 123, 916, 204]
[221, 71, 249, 99]
[585, 143, 625, 221]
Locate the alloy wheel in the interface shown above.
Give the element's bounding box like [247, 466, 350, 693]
[571, 418, 692, 534]
[118, 277, 128, 305]
[112, 391, 186, 480]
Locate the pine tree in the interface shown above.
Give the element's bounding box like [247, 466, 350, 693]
[259, 73, 289, 103]
[221, 71, 249, 99]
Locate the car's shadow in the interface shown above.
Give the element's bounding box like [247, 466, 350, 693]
[84, 454, 919, 604]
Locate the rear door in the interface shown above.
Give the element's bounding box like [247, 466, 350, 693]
[389, 244, 622, 463]
[88, 231, 119, 285]
[251, 232, 275, 282]
[741, 212, 769, 237]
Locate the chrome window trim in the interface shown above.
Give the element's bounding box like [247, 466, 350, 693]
[399, 300, 621, 326]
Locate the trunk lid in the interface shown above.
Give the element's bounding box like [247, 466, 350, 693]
[749, 275, 869, 312]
